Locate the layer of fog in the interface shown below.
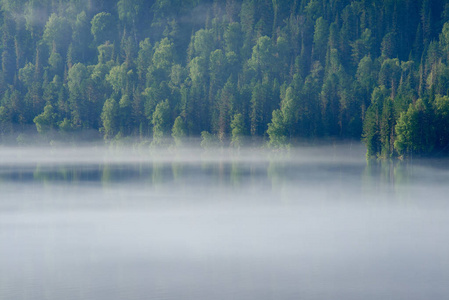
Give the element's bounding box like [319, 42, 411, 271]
[0, 140, 366, 165]
[1, 143, 449, 300]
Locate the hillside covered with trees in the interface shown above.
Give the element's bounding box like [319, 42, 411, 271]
[1, 0, 449, 157]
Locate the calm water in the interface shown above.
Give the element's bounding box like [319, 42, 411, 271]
[1, 144, 449, 300]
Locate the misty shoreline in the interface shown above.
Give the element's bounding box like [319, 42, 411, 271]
[3, 132, 449, 162]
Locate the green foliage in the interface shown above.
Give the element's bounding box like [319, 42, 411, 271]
[172, 116, 186, 146]
[97, 43, 115, 64]
[106, 64, 127, 94]
[67, 63, 88, 94]
[137, 38, 152, 82]
[117, 0, 144, 24]
[0, 0, 449, 157]
[152, 38, 174, 71]
[363, 103, 380, 158]
[248, 36, 275, 74]
[378, 59, 401, 96]
[381, 32, 397, 59]
[230, 113, 246, 148]
[58, 118, 73, 132]
[394, 99, 435, 156]
[380, 98, 395, 158]
[224, 22, 242, 54]
[394, 109, 413, 157]
[34, 103, 56, 134]
[280, 86, 298, 135]
[101, 98, 119, 139]
[200, 131, 221, 149]
[267, 109, 287, 148]
[18, 63, 35, 87]
[363, 86, 391, 158]
[43, 14, 71, 53]
[312, 17, 329, 62]
[151, 99, 170, 146]
[351, 29, 373, 65]
[433, 96, 449, 154]
[188, 56, 206, 84]
[91, 12, 115, 44]
[356, 56, 377, 91]
[193, 29, 214, 59]
[48, 52, 63, 74]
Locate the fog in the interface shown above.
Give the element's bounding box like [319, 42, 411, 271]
[1, 143, 449, 300]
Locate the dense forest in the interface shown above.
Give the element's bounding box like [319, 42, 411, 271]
[1, 0, 449, 157]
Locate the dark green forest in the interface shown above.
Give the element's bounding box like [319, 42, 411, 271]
[1, 0, 449, 157]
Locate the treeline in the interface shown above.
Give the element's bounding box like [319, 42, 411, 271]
[1, 0, 449, 156]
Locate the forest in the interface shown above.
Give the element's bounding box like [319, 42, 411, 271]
[1, 0, 449, 157]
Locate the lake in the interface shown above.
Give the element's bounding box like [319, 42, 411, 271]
[1, 143, 449, 300]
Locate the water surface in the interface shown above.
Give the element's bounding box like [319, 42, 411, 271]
[1, 144, 449, 300]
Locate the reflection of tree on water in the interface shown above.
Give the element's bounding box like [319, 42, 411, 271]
[362, 159, 414, 203]
[152, 162, 174, 187]
[266, 151, 307, 205]
[200, 160, 223, 186]
[266, 150, 291, 186]
[267, 160, 286, 191]
[230, 162, 243, 187]
[101, 164, 113, 185]
[171, 162, 184, 183]
[33, 164, 102, 186]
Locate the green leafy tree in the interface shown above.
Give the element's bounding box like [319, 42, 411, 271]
[172, 115, 186, 146]
[137, 38, 152, 84]
[106, 64, 127, 94]
[151, 99, 170, 146]
[18, 62, 35, 87]
[394, 98, 436, 156]
[149, 37, 175, 82]
[209, 49, 228, 90]
[312, 17, 329, 63]
[434, 95, 449, 152]
[378, 58, 401, 98]
[224, 22, 242, 55]
[381, 32, 398, 59]
[250, 80, 270, 136]
[119, 93, 132, 134]
[101, 98, 119, 139]
[380, 98, 395, 158]
[215, 77, 236, 140]
[362, 86, 390, 158]
[394, 109, 412, 156]
[24, 0, 49, 38]
[91, 12, 116, 44]
[351, 29, 373, 65]
[48, 51, 63, 75]
[280, 86, 298, 137]
[67, 63, 90, 128]
[117, 0, 144, 26]
[363, 103, 380, 158]
[188, 56, 206, 85]
[230, 113, 246, 148]
[267, 109, 287, 148]
[43, 13, 71, 54]
[71, 11, 92, 63]
[248, 36, 275, 77]
[193, 29, 214, 59]
[33, 103, 56, 134]
[97, 42, 115, 64]
[200, 130, 221, 149]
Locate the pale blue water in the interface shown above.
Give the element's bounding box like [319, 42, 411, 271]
[1, 144, 449, 300]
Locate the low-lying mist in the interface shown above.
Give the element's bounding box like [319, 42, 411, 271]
[1, 143, 449, 300]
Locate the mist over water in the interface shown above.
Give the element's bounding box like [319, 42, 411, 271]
[1, 143, 449, 300]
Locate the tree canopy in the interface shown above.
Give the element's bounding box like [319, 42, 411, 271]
[0, 0, 449, 157]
